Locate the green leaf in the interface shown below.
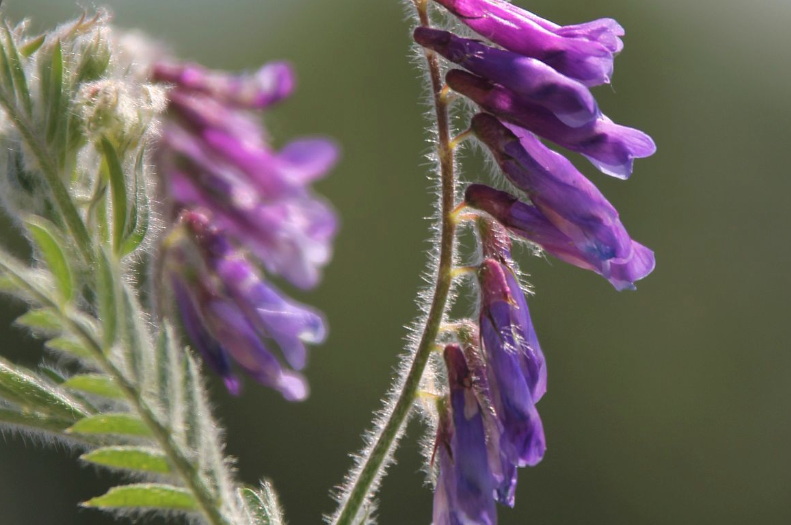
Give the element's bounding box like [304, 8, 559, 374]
[81, 446, 171, 474]
[45, 337, 94, 360]
[0, 358, 90, 420]
[0, 407, 74, 434]
[68, 413, 152, 438]
[120, 147, 149, 256]
[1, 23, 32, 115]
[45, 40, 63, 144]
[19, 34, 45, 57]
[26, 216, 74, 302]
[100, 138, 128, 254]
[63, 374, 125, 400]
[241, 482, 285, 525]
[83, 484, 197, 512]
[96, 248, 117, 349]
[15, 308, 63, 334]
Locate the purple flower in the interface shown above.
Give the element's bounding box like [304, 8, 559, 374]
[431, 0, 624, 86]
[478, 258, 546, 468]
[446, 70, 655, 178]
[156, 60, 339, 289]
[472, 113, 642, 263]
[414, 27, 598, 127]
[171, 274, 309, 401]
[153, 61, 295, 109]
[167, 210, 324, 400]
[182, 210, 326, 371]
[466, 184, 655, 291]
[433, 344, 498, 525]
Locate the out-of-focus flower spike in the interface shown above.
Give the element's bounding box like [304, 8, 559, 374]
[153, 61, 295, 109]
[431, 0, 620, 86]
[414, 27, 599, 127]
[446, 70, 655, 179]
[466, 184, 655, 290]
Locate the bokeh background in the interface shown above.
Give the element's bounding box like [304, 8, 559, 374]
[1, 0, 790, 524]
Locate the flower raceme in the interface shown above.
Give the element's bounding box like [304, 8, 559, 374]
[155, 61, 338, 397]
[412, 1, 656, 522]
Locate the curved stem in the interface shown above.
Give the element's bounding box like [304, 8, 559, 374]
[333, 2, 457, 524]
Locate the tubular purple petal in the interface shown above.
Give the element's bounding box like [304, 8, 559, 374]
[414, 27, 598, 127]
[472, 113, 633, 261]
[447, 70, 655, 178]
[478, 259, 546, 467]
[432, 0, 621, 86]
[466, 184, 655, 290]
[434, 345, 498, 525]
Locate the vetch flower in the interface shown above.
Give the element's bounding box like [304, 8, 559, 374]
[167, 210, 323, 400]
[472, 113, 645, 266]
[466, 184, 655, 291]
[431, 0, 623, 86]
[413, 27, 599, 127]
[433, 344, 498, 525]
[477, 258, 546, 469]
[446, 69, 655, 179]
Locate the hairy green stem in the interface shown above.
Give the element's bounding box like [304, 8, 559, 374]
[333, 2, 457, 523]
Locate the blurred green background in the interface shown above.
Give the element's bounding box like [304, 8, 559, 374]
[1, 0, 790, 524]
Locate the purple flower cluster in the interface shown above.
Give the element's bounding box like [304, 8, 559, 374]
[154, 61, 338, 398]
[416, 0, 656, 521]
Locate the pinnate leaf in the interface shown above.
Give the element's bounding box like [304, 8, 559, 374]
[68, 413, 151, 437]
[83, 484, 197, 511]
[81, 446, 171, 474]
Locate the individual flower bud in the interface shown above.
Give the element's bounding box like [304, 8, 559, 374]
[478, 258, 546, 468]
[447, 70, 655, 178]
[433, 344, 498, 525]
[432, 0, 623, 86]
[466, 184, 655, 291]
[414, 27, 598, 127]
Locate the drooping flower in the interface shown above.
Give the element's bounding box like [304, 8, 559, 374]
[466, 184, 655, 291]
[471, 113, 652, 269]
[431, 0, 623, 86]
[413, 27, 599, 127]
[477, 258, 546, 469]
[167, 210, 324, 400]
[446, 69, 655, 179]
[433, 344, 498, 525]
